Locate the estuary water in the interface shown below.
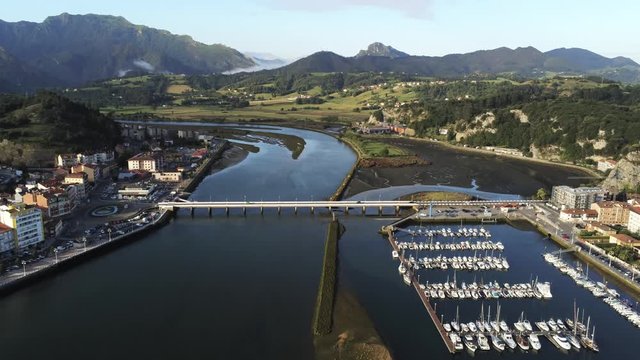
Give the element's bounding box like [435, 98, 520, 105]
[0, 125, 636, 359]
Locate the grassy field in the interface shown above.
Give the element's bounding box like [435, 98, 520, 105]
[398, 191, 473, 201]
[341, 133, 408, 158]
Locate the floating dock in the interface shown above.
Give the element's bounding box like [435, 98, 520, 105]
[386, 228, 456, 354]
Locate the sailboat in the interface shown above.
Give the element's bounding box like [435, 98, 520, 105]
[451, 306, 461, 332]
[580, 317, 600, 352]
[514, 311, 526, 332]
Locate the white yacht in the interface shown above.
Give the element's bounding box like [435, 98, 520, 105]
[529, 334, 542, 351]
[523, 319, 533, 332]
[391, 250, 398, 259]
[535, 321, 549, 332]
[491, 334, 506, 352]
[449, 333, 464, 352]
[463, 334, 477, 353]
[551, 334, 572, 351]
[501, 332, 517, 350]
[402, 273, 411, 286]
[535, 281, 552, 299]
[398, 263, 406, 275]
[477, 333, 491, 351]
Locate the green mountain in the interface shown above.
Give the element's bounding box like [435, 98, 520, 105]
[0, 13, 255, 90]
[279, 46, 640, 83]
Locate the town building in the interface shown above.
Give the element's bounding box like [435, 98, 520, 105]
[627, 207, 640, 233]
[559, 208, 598, 223]
[0, 223, 15, 257]
[551, 186, 606, 210]
[609, 233, 640, 247]
[0, 204, 45, 250]
[71, 164, 101, 183]
[118, 183, 157, 198]
[585, 222, 617, 236]
[55, 151, 114, 168]
[63, 172, 89, 199]
[22, 189, 76, 218]
[152, 171, 183, 182]
[127, 153, 164, 173]
[590, 201, 630, 225]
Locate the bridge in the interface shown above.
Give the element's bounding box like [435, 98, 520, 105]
[158, 199, 545, 216]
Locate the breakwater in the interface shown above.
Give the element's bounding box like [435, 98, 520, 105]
[312, 219, 342, 335]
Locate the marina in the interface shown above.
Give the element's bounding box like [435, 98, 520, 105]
[383, 216, 611, 355]
[544, 252, 640, 328]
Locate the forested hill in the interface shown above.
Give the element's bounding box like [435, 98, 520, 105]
[0, 13, 255, 91]
[0, 92, 120, 166]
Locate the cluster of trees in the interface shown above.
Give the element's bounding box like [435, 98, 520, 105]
[409, 81, 640, 162]
[63, 75, 172, 107]
[0, 92, 121, 154]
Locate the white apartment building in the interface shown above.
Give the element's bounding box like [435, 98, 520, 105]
[127, 153, 164, 172]
[628, 207, 640, 233]
[0, 204, 45, 249]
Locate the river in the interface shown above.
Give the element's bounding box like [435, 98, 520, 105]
[0, 126, 637, 359]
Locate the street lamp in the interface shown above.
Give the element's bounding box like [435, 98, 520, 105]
[83, 236, 87, 252]
[21, 260, 26, 277]
[54, 248, 59, 264]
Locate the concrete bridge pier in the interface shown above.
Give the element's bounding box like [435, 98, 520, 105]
[208, 208, 212, 216]
[344, 206, 349, 215]
[243, 207, 247, 216]
[294, 206, 297, 215]
[277, 207, 281, 215]
[260, 207, 264, 215]
[190, 207, 195, 216]
[225, 207, 229, 216]
[395, 206, 400, 216]
[310, 206, 315, 215]
[378, 206, 383, 216]
[362, 206, 366, 215]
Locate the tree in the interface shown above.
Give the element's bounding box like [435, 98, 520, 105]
[534, 188, 548, 200]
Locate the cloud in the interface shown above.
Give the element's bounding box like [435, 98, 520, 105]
[261, 0, 434, 18]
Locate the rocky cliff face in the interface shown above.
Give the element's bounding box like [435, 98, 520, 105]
[601, 152, 640, 192]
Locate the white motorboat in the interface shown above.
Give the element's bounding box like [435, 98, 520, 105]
[529, 334, 542, 351]
[535, 281, 553, 299]
[491, 334, 506, 352]
[499, 320, 510, 332]
[398, 263, 406, 275]
[477, 333, 491, 351]
[515, 333, 530, 351]
[443, 323, 452, 332]
[403, 273, 411, 286]
[523, 319, 533, 332]
[551, 334, 572, 351]
[535, 321, 549, 332]
[566, 334, 581, 350]
[392, 250, 399, 259]
[463, 334, 477, 353]
[547, 319, 558, 331]
[449, 332, 464, 352]
[468, 322, 477, 333]
[501, 332, 517, 350]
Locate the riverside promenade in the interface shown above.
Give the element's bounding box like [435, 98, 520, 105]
[0, 208, 170, 293]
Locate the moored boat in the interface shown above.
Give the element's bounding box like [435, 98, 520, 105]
[515, 333, 530, 351]
[529, 334, 542, 351]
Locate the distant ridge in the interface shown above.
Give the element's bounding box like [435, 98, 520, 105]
[278, 45, 640, 83]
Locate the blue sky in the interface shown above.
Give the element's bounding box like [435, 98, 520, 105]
[2, 0, 639, 62]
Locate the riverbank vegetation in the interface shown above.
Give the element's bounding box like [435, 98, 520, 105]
[56, 73, 640, 165]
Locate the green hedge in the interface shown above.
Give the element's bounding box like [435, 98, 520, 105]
[312, 220, 340, 335]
